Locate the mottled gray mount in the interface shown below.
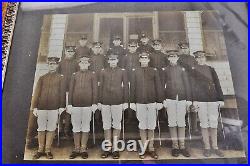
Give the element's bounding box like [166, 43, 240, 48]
[2, 2, 19, 89]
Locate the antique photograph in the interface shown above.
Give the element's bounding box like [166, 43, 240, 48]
[2, 2, 247, 163]
[23, 9, 246, 161]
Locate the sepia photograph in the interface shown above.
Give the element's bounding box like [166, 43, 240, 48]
[2, 2, 248, 163]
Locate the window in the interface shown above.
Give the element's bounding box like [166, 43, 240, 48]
[202, 11, 227, 61]
[158, 11, 187, 51]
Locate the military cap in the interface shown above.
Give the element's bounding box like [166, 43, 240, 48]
[81, 34, 88, 40]
[193, 50, 206, 58]
[152, 39, 162, 45]
[140, 32, 148, 38]
[108, 54, 119, 60]
[78, 56, 91, 63]
[47, 57, 60, 64]
[128, 40, 138, 47]
[65, 46, 75, 52]
[139, 52, 149, 58]
[92, 41, 103, 48]
[178, 42, 189, 49]
[166, 50, 179, 56]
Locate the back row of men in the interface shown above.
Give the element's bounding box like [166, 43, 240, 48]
[32, 33, 224, 160]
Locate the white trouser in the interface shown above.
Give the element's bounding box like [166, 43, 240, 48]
[37, 110, 59, 131]
[193, 102, 219, 128]
[165, 99, 187, 127]
[136, 103, 157, 130]
[101, 104, 123, 130]
[71, 107, 92, 132]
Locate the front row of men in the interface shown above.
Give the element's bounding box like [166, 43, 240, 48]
[32, 50, 224, 160]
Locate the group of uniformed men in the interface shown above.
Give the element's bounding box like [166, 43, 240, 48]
[32, 33, 225, 160]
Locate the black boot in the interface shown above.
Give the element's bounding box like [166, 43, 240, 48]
[33, 152, 45, 160]
[81, 152, 89, 159]
[149, 150, 158, 159]
[45, 152, 53, 159]
[112, 151, 120, 159]
[171, 148, 179, 157]
[69, 151, 79, 159]
[180, 148, 191, 157]
[101, 151, 111, 158]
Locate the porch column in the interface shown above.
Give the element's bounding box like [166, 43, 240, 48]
[48, 14, 68, 59]
[184, 11, 203, 55]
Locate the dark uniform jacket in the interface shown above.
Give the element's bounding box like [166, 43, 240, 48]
[191, 64, 224, 102]
[130, 67, 164, 104]
[75, 46, 90, 59]
[107, 45, 126, 67]
[89, 53, 106, 72]
[178, 54, 197, 71]
[178, 54, 197, 101]
[149, 50, 169, 69]
[99, 67, 129, 105]
[162, 65, 191, 101]
[122, 52, 141, 71]
[58, 58, 78, 91]
[137, 44, 154, 54]
[33, 72, 66, 110]
[68, 70, 98, 107]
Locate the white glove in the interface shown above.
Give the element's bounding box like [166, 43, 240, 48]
[91, 104, 98, 113]
[163, 100, 168, 108]
[98, 103, 102, 111]
[67, 105, 73, 114]
[58, 108, 65, 115]
[156, 103, 163, 110]
[122, 103, 129, 110]
[130, 103, 136, 111]
[217, 101, 225, 107]
[186, 101, 192, 106]
[33, 108, 38, 117]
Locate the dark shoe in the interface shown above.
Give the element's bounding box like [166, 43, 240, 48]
[69, 151, 79, 159]
[171, 149, 179, 157]
[139, 153, 145, 159]
[212, 149, 224, 157]
[149, 150, 158, 159]
[33, 152, 44, 159]
[112, 151, 120, 159]
[81, 152, 89, 159]
[101, 151, 111, 158]
[203, 149, 211, 157]
[46, 152, 53, 159]
[180, 148, 191, 157]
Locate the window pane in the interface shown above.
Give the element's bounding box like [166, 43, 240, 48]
[201, 11, 223, 30]
[99, 18, 123, 50]
[158, 11, 185, 31]
[66, 14, 94, 46]
[128, 17, 153, 38]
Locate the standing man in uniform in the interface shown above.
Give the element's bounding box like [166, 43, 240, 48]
[58, 46, 78, 138]
[67, 57, 98, 159]
[149, 39, 169, 69]
[177, 42, 199, 134]
[121, 41, 141, 121]
[130, 52, 164, 159]
[32, 57, 66, 159]
[75, 34, 91, 60]
[122, 40, 140, 71]
[137, 33, 154, 54]
[191, 51, 224, 157]
[89, 41, 106, 122]
[89, 41, 106, 77]
[99, 54, 129, 159]
[162, 50, 191, 157]
[107, 35, 126, 67]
